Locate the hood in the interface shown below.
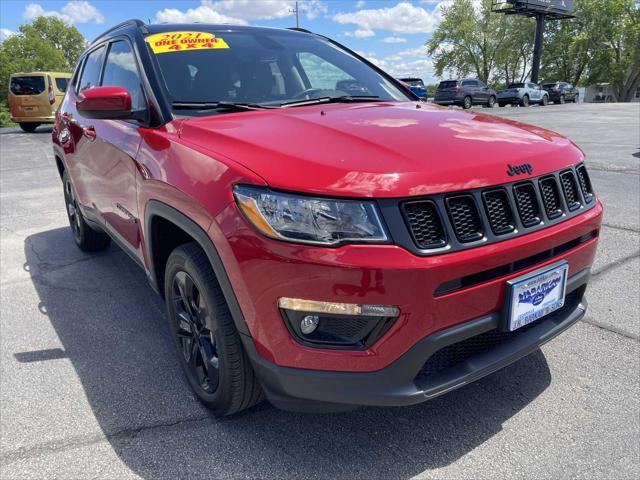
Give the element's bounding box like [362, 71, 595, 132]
[179, 102, 582, 198]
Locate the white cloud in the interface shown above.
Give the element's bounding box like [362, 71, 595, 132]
[345, 28, 375, 38]
[23, 1, 104, 24]
[382, 36, 407, 43]
[61, 1, 105, 23]
[355, 0, 366, 7]
[0, 28, 15, 42]
[358, 46, 435, 84]
[333, 2, 439, 35]
[154, 0, 326, 24]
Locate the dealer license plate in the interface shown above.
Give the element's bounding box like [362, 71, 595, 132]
[506, 261, 568, 331]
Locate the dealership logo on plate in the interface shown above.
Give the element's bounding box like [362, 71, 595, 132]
[518, 275, 562, 306]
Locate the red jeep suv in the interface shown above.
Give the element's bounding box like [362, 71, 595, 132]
[52, 21, 602, 415]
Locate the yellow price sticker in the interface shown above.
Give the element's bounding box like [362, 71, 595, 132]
[145, 31, 229, 54]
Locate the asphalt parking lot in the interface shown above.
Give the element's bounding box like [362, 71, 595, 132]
[1, 103, 638, 479]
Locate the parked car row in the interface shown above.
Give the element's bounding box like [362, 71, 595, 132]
[430, 78, 579, 109]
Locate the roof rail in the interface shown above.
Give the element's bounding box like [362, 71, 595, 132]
[91, 19, 147, 44]
[287, 27, 314, 34]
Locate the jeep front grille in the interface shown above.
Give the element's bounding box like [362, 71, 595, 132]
[393, 163, 597, 256]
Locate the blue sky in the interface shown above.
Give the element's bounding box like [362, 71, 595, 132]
[0, 1, 446, 83]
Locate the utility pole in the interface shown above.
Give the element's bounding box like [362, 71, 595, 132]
[289, 1, 300, 29]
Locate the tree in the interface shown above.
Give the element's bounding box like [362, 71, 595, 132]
[541, 0, 639, 101]
[0, 16, 86, 103]
[427, 0, 509, 85]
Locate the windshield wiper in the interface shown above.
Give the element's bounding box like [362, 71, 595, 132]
[279, 95, 381, 108]
[171, 101, 278, 112]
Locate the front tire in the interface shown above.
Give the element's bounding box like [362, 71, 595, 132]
[520, 95, 530, 107]
[462, 96, 472, 109]
[19, 123, 39, 133]
[62, 170, 111, 252]
[164, 243, 264, 416]
[540, 95, 548, 106]
[559, 95, 566, 104]
[485, 95, 496, 108]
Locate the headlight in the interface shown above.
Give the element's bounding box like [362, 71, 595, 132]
[233, 185, 389, 246]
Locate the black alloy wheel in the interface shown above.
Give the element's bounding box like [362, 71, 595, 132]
[463, 96, 472, 109]
[172, 270, 220, 394]
[62, 170, 110, 251]
[64, 175, 82, 244]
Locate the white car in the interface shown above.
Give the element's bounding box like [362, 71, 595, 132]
[497, 82, 549, 107]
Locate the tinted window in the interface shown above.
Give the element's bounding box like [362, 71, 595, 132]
[438, 81, 458, 89]
[102, 41, 145, 109]
[461, 80, 475, 86]
[150, 30, 407, 107]
[508, 83, 525, 88]
[477, 81, 486, 88]
[79, 46, 105, 92]
[55, 77, 68, 92]
[10, 76, 45, 95]
[543, 83, 556, 88]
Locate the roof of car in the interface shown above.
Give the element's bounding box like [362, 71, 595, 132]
[10, 72, 71, 77]
[91, 19, 314, 44]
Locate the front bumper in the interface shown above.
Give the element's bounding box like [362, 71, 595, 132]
[247, 269, 589, 411]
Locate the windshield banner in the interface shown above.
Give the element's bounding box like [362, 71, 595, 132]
[145, 32, 229, 54]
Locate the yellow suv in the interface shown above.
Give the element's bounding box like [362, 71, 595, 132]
[8, 72, 71, 132]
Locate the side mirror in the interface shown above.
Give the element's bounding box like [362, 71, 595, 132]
[76, 86, 144, 120]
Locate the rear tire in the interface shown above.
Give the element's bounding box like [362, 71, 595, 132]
[19, 123, 39, 133]
[164, 243, 264, 416]
[540, 95, 548, 106]
[498, 102, 506, 107]
[462, 96, 472, 109]
[559, 95, 566, 104]
[62, 170, 111, 252]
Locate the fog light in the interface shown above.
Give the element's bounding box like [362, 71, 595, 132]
[300, 315, 320, 334]
[278, 297, 400, 350]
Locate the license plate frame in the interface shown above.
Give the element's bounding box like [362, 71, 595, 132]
[504, 261, 569, 332]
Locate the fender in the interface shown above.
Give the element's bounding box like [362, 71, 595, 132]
[144, 200, 251, 337]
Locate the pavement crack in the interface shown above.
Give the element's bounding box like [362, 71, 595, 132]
[591, 251, 640, 279]
[0, 415, 213, 466]
[601, 223, 640, 234]
[581, 316, 639, 341]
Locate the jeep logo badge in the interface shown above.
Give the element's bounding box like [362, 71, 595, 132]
[507, 163, 533, 176]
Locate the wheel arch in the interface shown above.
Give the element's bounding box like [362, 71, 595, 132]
[144, 200, 251, 336]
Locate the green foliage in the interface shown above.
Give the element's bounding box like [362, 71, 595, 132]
[426, 0, 511, 84]
[0, 16, 86, 103]
[0, 101, 16, 127]
[428, 0, 639, 100]
[542, 0, 639, 100]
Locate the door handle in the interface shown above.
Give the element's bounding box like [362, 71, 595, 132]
[83, 125, 97, 141]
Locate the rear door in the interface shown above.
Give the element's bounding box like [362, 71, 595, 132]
[8, 75, 48, 118]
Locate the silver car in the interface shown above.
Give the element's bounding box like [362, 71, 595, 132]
[497, 82, 549, 107]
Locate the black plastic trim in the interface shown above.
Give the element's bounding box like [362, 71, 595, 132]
[144, 200, 251, 336]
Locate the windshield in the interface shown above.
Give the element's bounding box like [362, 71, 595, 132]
[10, 76, 45, 96]
[147, 29, 409, 110]
[508, 83, 525, 88]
